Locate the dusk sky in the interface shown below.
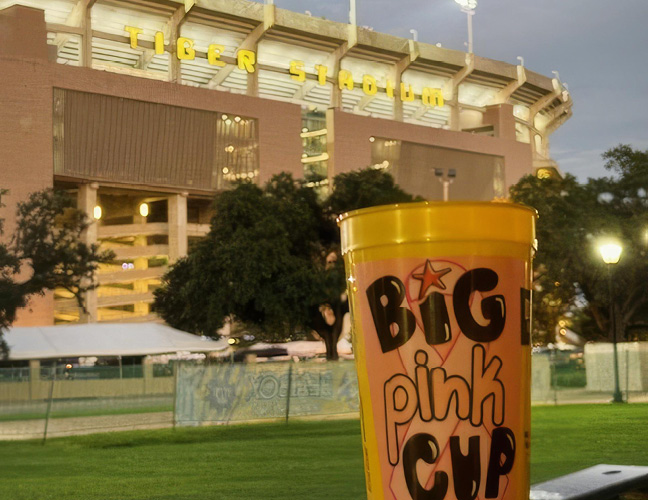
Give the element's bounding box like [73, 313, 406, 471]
[270, 0, 648, 181]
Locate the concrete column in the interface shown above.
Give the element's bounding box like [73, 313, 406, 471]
[331, 84, 342, 109]
[325, 109, 336, 182]
[449, 101, 461, 131]
[247, 70, 259, 97]
[133, 232, 149, 316]
[77, 183, 99, 323]
[128, 203, 149, 316]
[393, 95, 404, 122]
[392, 70, 405, 122]
[77, 183, 98, 241]
[168, 193, 188, 263]
[484, 104, 516, 140]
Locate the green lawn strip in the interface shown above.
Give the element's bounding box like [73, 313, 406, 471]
[0, 419, 366, 500]
[0, 405, 646, 499]
[0, 405, 172, 422]
[530, 403, 648, 483]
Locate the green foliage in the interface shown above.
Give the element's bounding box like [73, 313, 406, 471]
[154, 175, 327, 342]
[326, 167, 418, 215]
[154, 168, 416, 358]
[510, 145, 648, 344]
[603, 144, 648, 182]
[510, 174, 591, 343]
[0, 189, 114, 353]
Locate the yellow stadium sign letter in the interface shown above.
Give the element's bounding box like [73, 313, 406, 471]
[422, 88, 444, 107]
[400, 83, 415, 102]
[124, 26, 143, 49]
[176, 37, 195, 60]
[289, 60, 306, 82]
[154, 31, 165, 54]
[338, 69, 354, 91]
[208, 44, 226, 67]
[237, 50, 256, 73]
[362, 75, 377, 96]
[315, 65, 328, 85]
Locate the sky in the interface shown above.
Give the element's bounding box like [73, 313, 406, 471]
[269, 0, 648, 181]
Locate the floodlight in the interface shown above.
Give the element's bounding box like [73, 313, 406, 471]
[454, 0, 477, 10]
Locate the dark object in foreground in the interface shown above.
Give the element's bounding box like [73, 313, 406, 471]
[232, 347, 288, 362]
[531, 464, 648, 499]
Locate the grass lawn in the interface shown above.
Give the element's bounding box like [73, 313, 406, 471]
[0, 404, 646, 499]
[530, 404, 648, 483]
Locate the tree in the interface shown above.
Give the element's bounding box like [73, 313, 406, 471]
[0, 189, 114, 355]
[509, 174, 588, 344]
[326, 167, 420, 215]
[154, 175, 323, 341]
[510, 145, 648, 344]
[316, 168, 419, 358]
[154, 168, 416, 359]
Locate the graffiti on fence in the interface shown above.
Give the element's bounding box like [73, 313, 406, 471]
[175, 361, 359, 425]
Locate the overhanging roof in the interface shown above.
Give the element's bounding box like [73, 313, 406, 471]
[4, 323, 228, 360]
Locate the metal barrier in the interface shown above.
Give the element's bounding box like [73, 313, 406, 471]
[175, 361, 359, 426]
[532, 344, 648, 405]
[1, 345, 647, 440]
[0, 365, 173, 441]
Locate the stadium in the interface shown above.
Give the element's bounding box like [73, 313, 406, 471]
[0, 0, 572, 326]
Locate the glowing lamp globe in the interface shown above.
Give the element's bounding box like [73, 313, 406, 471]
[598, 242, 622, 264]
[455, 0, 477, 9]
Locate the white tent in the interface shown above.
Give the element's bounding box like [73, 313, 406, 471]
[3, 323, 228, 360]
[241, 339, 353, 359]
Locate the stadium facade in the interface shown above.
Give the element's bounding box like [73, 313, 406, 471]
[0, 0, 572, 326]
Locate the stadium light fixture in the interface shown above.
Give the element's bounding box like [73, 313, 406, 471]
[455, 0, 477, 8]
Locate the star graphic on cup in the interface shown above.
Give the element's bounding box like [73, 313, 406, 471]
[413, 260, 452, 299]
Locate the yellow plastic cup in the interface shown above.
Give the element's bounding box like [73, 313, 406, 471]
[339, 201, 536, 500]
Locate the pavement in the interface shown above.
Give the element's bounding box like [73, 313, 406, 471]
[0, 411, 173, 441]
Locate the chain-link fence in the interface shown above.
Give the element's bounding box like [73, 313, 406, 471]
[175, 361, 359, 426]
[0, 364, 174, 441]
[531, 343, 648, 405]
[1, 343, 647, 439]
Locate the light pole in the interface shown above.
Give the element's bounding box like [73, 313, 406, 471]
[454, 0, 477, 54]
[435, 168, 456, 201]
[598, 241, 624, 403]
[349, 0, 356, 26]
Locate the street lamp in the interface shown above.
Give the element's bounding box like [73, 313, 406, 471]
[598, 241, 624, 403]
[454, 0, 477, 53]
